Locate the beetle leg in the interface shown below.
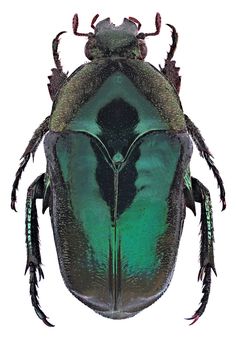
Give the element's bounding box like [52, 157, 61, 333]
[160, 24, 181, 93]
[42, 173, 51, 213]
[25, 174, 54, 327]
[11, 116, 50, 211]
[186, 177, 216, 325]
[48, 32, 68, 101]
[184, 167, 196, 215]
[185, 114, 226, 210]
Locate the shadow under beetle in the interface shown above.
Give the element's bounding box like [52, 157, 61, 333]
[11, 12, 226, 326]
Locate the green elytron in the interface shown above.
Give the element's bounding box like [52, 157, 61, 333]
[11, 12, 226, 326]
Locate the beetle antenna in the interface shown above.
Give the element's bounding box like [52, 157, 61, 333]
[91, 14, 99, 29]
[143, 12, 161, 37]
[72, 13, 90, 37]
[128, 16, 142, 30]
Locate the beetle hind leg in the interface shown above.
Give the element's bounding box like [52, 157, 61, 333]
[25, 174, 54, 327]
[186, 177, 216, 324]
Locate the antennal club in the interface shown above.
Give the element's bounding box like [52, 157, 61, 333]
[143, 12, 161, 38]
[128, 16, 141, 30]
[72, 13, 90, 37]
[91, 14, 99, 29]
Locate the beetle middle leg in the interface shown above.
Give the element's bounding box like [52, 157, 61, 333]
[186, 177, 216, 324]
[11, 32, 68, 211]
[11, 116, 50, 211]
[184, 114, 226, 210]
[25, 173, 53, 327]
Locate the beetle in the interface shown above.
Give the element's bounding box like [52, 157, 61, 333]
[11, 12, 226, 326]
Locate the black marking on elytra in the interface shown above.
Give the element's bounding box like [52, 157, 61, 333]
[92, 98, 140, 219]
[97, 98, 139, 157]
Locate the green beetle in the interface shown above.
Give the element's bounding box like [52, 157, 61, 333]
[11, 13, 226, 326]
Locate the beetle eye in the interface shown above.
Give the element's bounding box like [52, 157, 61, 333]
[138, 39, 147, 59]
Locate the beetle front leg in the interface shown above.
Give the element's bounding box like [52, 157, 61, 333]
[47, 31, 68, 101]
[25, 173, 54, 327]
[11, 116, 50, 211]
[186, 177, 216, 325]
[160, 24, 181, 93]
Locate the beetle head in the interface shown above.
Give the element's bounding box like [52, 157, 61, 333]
[72, 13, 161, 60]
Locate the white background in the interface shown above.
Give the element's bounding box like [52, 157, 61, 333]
[1, 0, 235, 338]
